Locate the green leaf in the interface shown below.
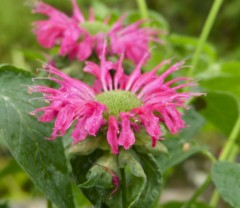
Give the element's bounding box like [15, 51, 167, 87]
[133, 153, 162, 208]
[168, 34, 216, 73]
[200, 61, 240, 101]
[158, 141, 207, 172]
[134, 130, 168, 155]
[169, 34, 216, 61]
[200, 91, 239, 135]
[92, 1, 111, 19]
[178, 108, 205, 142]
[162, 201, 214, 208]
[71, 151, 123, 208]
[127, 10, 169, 30]
[79, 154, 117, 189]
[68, 136, 102, 156]
[0, 159, 22, 178]
[0, 201, 10, 208]
[72, 184, 92, 208]
[119, 150, 147, 207]
[201, 76, 240, 101]
[220, 61, 240, 76]
[157, 109, 206, 172]
[212, 161, 240, 208]
[0, 65, 75, 208]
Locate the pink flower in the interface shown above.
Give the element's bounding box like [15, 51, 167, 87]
[29, 46, 202, 155]
[33, 0, 161, 63]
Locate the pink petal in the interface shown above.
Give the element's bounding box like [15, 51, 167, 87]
[132, 107, 161, 139]
[83, 61, 101, 79]
[119, 113, 135, 149]
[138, 61, 185, 98]
[71, 116, 89, 144]
[85, 103, 106, 136]
[71, 0, 85, 22]
[125, 52, 150, 91]
[107, 116, 119, 154]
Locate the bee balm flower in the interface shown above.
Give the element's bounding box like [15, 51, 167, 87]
[29, 48, 202, 154]
[32, 0, 161, 63]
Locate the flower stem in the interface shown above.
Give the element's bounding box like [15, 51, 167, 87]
[136, 0, 148, 20]
[218, 116, 240, 161]
[189, 0, 224, 77]
[121, 168, 127, 207]
[181, 175, 212, 208]
[47, 200, 52, 208]
[209, 144, 240, 207]
[181, 150, 216, 208]
[182, 116, 240, 207]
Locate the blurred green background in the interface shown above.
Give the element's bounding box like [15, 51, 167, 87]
[1, 0, 240, 65]
[1, 0, 240, 207]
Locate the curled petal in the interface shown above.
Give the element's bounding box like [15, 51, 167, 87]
[84, 61, 100, 79]
[132, 107, 161, 140]
[160, 106, 185, 134]
[71, 116, 89, 144]
[107, 116, 119, 154]
[119, 113, 135, 149]
[53, 105, 77, 136]
[85, 103, 106, 136]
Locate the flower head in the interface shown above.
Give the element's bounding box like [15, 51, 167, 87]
[33, 0, 161, 63]
[30, 45, 202, 154]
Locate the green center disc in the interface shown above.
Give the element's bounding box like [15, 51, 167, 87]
[96, 90, 142, 117]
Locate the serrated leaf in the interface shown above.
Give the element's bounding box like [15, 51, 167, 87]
[211, 161, 240, 208]
[0, 65, 75, 208]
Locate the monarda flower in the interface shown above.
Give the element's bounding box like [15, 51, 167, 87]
[29, 48, 202, 154]
[32, 0, 161, 64]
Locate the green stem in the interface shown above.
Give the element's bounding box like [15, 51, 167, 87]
[136, 0, 148, 20]
[47, 200, 52, 208]
[209, 145, 240, 206]
[201, 150, 217, 164]
[182, 116, 240, 207]
[181, 150, 216, 208]
[219, 116, 240, 161]
[228, 145, 239, 161]
[209, 189, 219, 207]
[181, 175, 212, 208]
[121, 168, 127, 207]
[189, 0, 224, 77]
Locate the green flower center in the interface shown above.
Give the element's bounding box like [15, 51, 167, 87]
[80, 21, 110, 35]
[96, 90, 142, 117]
